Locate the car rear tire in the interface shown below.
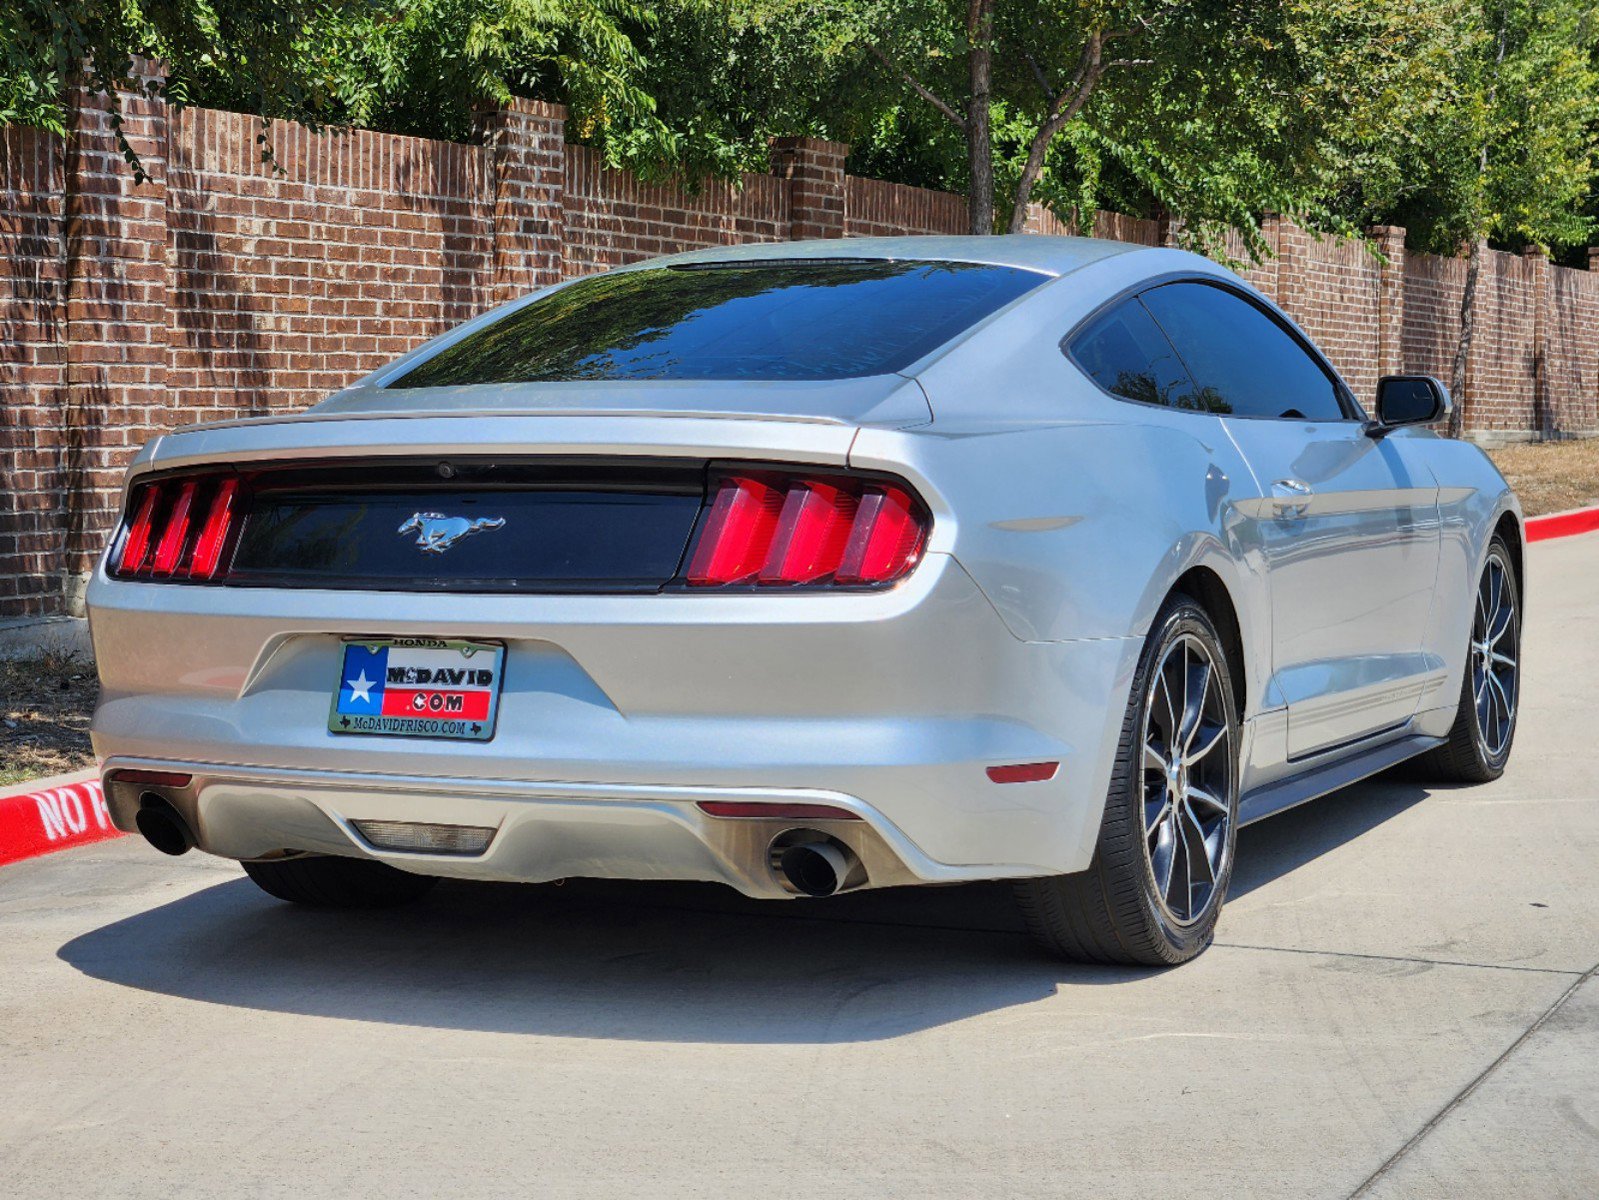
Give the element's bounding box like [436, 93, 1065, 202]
[1014, 594, 1241, 966]
[242, 855, 439, 908]
[1409, 535, 1520, 784]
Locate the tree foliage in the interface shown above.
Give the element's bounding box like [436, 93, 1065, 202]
[2, 0, 1597, 268]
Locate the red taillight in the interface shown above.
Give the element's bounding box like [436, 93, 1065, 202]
[687, 470, 927, 589]
[687, 476, 785, 585]
[118, 486, 161, 575]
[189, 477, 239, 579]
[151, 480, 198, 576]
[835, 486, 923, 585]
[113, 475, 242, 582]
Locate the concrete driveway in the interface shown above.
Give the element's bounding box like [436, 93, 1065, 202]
[3, 534, 1595, 1199]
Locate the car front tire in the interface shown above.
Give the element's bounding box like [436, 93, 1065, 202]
[243, 855, 439, 908]
[1411, 535, 1520, 783]
[1015, 594, 1241, 966]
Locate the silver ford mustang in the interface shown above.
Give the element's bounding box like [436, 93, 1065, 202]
[89, 236, 1523, 966]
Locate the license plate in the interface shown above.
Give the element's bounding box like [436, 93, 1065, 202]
[328, 637, 504, 741]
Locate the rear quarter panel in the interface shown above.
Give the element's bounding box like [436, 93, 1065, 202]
[1406, 431, 1522, 725]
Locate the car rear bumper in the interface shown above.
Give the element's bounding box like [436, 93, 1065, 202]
[88, 553, 1140, 890]
[99, 762, 1055, 898]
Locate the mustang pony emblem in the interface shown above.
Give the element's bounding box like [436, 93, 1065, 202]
[398, 512, 506, 554]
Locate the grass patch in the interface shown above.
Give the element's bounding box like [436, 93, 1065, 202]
[0, 644, 97, 788]
[1488, 439, 1599, 518]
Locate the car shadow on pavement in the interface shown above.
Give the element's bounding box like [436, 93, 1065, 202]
[57, 773, 1435, 1045]
[57, 873, 1150, 1044]
[1231, 770, 1436, 899]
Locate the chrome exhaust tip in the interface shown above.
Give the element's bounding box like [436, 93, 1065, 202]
[134, 793, 196, 857]
[770, 831, 865, 897]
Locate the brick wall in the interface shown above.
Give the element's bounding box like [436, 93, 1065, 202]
[0, 126, 67, 619]
[3, 88, 1598, 620]
[845, 175, 963, 237]
[563, 142, 789, 277]
[1549, 265, 1599, 434]
[166, 107, 497, 425]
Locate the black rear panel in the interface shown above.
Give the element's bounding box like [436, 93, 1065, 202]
[224, 459, 704, 592]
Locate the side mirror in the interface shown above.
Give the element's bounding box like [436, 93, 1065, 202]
[1370, 375, 1450, 435]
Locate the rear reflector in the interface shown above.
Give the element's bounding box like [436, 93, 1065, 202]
[687, 470, 928, 588]
[108, 769, 195, 788]
[986, 762, 1059, 784]
[350, 819, 496, 855]
[111, 474, 243, 582]
[697, 801, 862, 821]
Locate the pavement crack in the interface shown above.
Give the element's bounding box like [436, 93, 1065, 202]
[1213, 940, 1583, 977]
[1346, 956, 1599, 1198]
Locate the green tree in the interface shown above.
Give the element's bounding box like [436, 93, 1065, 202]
[766, 0, 1468, 251]
[1434, 1, 1596, 434]
[0, 0, 664, 179]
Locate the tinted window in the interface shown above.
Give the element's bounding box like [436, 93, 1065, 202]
[1069, 298, 1198, 409]
[393, 260, 1049, 385]
[1140, 282, 1346, 420]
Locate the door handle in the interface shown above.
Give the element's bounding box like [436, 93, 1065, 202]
[1270, 478, 1314, 518]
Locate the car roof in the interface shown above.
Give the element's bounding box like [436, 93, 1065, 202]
[634, 234, 1144, 278]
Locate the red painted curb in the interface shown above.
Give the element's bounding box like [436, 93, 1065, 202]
[0, 772, 124, 867]
[1526, 505, 1599, 543]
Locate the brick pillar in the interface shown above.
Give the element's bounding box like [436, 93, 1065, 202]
[1269, 215, 1309, 321]
[1522, 246, 1553, 438]
[1371, 226, 1406, 379]
[1589, 247, 1599, 272]
[61, 68, 169, 612]
[482, 99, 565, 303]
[771, 138, 847, 241]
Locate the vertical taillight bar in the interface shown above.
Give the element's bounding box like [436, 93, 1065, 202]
[188, 478, 239, 579]
[150, 481, 199, 576]
[118, 485, 162, 575]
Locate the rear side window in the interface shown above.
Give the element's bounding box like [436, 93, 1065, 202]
[1069, 298, 1199, 409]
[1139, 282, 1346, 420]
[392, 260, 1049, 386]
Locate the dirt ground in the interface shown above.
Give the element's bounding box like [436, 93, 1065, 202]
[0, 648, 97, 787]
[1488, 438, 1599, 517]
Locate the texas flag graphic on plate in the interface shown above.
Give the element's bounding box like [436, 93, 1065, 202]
[329, 637, 505, 741]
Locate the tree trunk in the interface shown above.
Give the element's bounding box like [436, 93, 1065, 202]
[965, 0, 994, 235]
[1006, 35, 1105, 233]
[1449, 238, 1483, 439]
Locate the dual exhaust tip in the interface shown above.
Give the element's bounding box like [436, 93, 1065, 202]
[134, 793, 196, 856]
[770, 831, 865, 898]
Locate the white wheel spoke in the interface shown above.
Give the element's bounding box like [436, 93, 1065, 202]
[1181, 801, 1216, 886]
[1180, 660, 1211, 751]
[1187, 786, 1229, 817]
[1185, 721, 1227, 766]
[1145, 795, 1172, 836]
[1150, 817, 1175, 897]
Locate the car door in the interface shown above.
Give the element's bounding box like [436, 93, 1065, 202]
[1140, 281, 1441, 760]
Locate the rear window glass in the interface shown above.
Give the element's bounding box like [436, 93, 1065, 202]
[391, 260, 1049, 385]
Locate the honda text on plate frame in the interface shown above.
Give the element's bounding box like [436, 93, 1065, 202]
[88, 237, 1523, 968]
[330, 638, 506, 741]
